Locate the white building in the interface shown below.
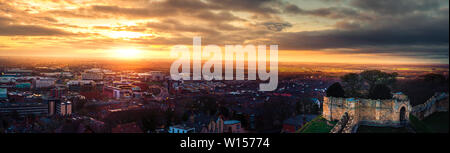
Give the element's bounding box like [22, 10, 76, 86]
[168, 125, 195, 133]
[41, 72, 73, 78]
[33, 78, 56, 88]
[0, 76, 16, 83]
[67, 80, 95, 86]
[139, 71, 166, 81]
[56, 101, 72, 116]
[6, 68, 32, 75]
[0, 88, 7, 99]
[81, 68, 106, 80]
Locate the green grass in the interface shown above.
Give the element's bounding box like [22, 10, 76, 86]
[410, 112, 449, 133]
[298, 116, 337, 133]
[357, 125, 411, 133]
[409, 115, 433, 133]
[298, 112, 449, 133]
[421, 112, 449, 133]
[357, 112, 448, 133]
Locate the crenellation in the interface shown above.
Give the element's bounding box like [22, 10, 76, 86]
[411, 93, 449, 120]
[324, 92, 413, 132]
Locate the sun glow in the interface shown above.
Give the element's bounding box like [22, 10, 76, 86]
[107, 31, 153, 39]
[112, 48, 142, 59]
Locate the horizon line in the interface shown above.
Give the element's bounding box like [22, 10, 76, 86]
[0, 55, 448, 66]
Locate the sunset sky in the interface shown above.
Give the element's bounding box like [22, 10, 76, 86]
[0, 0, 448, 64]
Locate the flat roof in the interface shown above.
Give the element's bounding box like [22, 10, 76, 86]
[224, 120, 241, 125]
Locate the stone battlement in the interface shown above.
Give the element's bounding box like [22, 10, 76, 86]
[412, 92, 449, 120]
[323, 93, 412, 129]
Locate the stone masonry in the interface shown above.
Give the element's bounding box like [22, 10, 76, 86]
[324, 92, 412, 131]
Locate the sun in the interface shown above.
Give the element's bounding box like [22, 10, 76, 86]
[112, 48, 142, 59]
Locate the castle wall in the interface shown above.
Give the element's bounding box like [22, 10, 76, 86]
[412, 93, 449, 120]
[323, 94, 412, 127]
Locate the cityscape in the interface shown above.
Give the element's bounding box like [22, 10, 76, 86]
[0, 0, 448, 136]
[0, 57, 447, 133]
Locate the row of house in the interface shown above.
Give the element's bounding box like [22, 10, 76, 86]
[0, 99, 72, 117]
[169, 115, 245, 133]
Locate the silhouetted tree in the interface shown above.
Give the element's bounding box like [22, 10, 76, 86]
[369, 84, 392, 100]
[394, 73, 449, 106]
[421, 73, 446, 84]
[164, 110, 175, 127]
[195, 96, 218, 115]
[181, 111, 190, 122]
[326, 82, 345, 98]
[341, 73, 362, 97]
[360, 70, 397, 90]
[141, 117, 157, 132]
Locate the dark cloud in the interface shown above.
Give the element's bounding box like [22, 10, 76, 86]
[189, 10, 245, 22]
[284, 4, 302, 14]
[0, 24, 71, 36]
[37, 17, 58, 23]
[263, 22, 292, 31]
[208, 0, 282, 15]
[0, 15, 70, 36]
[88, 2, 244, 22]
[274, 0, 449, 62]
[146, 19, 221, 36]
[90, 5, 172, 18]
[49, 8, 107, 18]
[334, 21, 361, 29]
[51, 0, 280, 20]
[350, 0, 444, 15]
[272, 12, 448, 61]
[284, 4, 372, 20]
[275, 15, 448, 49]
[212, 23, 244, 31]
[52, 0, 202, 19]
[0, 16, 14, 23]
[1, 0, 448, 63]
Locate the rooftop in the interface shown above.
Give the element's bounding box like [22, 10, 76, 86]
[224, 120, 240, 125]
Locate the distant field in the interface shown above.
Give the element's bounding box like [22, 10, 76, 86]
[298, 116, 336, 133]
